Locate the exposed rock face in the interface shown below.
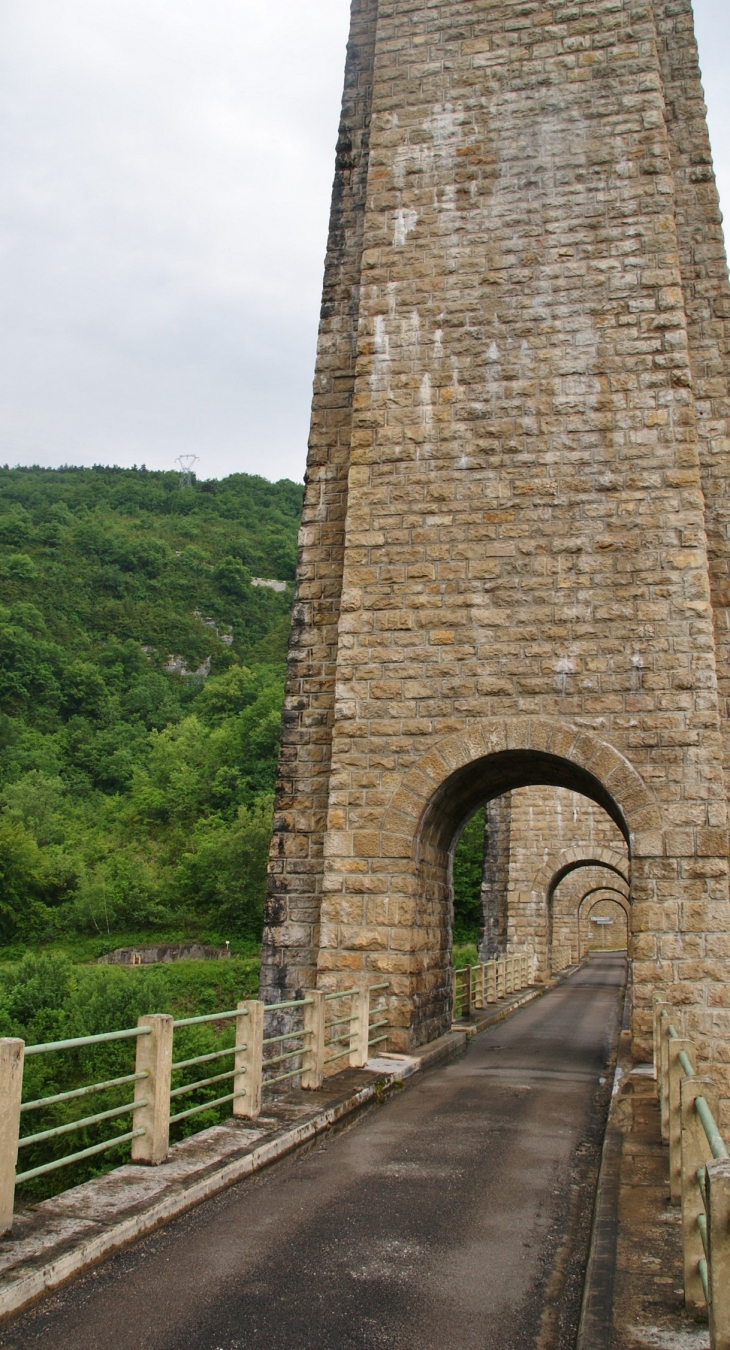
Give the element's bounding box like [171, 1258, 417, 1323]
[98, 944, 230, 965]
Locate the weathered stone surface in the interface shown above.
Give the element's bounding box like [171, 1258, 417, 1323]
[262, 0, 730, 1070]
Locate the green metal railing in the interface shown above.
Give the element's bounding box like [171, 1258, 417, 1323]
[452, 954, 533, 1020]
[368, 982, 389, 1050]
[14, 1024, 153, 1185]
[324, 988, 359, 1067]
[0, 980, 392, 1236]
[169, 1006, 250, 1125]
[262, 995, 311, 1088]
[657, 1004, 730, 1346]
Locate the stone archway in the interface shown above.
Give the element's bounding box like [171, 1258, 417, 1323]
[579, 890, 630, 956]
[318, 717, 669, 1055]
[531, 846, 629, 977]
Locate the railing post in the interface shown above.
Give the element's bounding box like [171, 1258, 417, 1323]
[131, 1014, 173, 1164]
[497, 958, 504, 999]
[350, 984, 370, 1068]
[669, 1036, 694, 1203]
[0, 1038, 24, 1236]
[233, 1000, 263, 1118]
[505, 956, 514, 995]
[474, 963, 485, 1010]
[653, 995, 670, 1083]
[463, 967, 472, 1020]
[681, 1075, 720, 1312]
[706, 1157, 730, 1350]
[302, 991, 325, 1090]
[486, 960, 497, 1003]
[659, 1009, 673, 1142]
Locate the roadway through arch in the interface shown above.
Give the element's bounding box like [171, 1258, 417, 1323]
[2, 956, 626, 1350]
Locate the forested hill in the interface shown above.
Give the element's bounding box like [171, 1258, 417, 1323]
[0, 465, 303, 956]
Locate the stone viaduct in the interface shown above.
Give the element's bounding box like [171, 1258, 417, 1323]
[260, 0, 730, 1087]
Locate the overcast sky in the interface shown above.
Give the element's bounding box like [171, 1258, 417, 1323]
[0, 2, 728, 485]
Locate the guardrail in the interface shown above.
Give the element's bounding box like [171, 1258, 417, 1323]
[551, 945, 572, 972]
[0, 981, 389, 1237]
[654, 996, 730, 1346]
[453, 953, 535, 1020]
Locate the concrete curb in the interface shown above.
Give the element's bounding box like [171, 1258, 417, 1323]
[575, 977, 632, 1349]
[0, 975, 572, 1323]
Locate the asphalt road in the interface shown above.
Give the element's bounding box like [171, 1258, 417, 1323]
[1, 954, 625, 1350]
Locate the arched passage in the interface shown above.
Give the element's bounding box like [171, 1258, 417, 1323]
[319, 717, 662, 1051]
[541, 851, 629, 973]
[579, 891, 629, 955]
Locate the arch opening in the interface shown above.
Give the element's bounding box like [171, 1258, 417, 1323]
[579, 893, 629, 955]
[421, 751, 631, 999]
[549, 863, 630, 970]
[419, 749, 629, 864]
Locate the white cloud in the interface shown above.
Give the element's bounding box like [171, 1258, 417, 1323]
[0, 2, 727, 484]
[0, 0, 350, 481]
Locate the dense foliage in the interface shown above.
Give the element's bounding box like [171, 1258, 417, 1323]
[452, 807, 485, 944]
[0, 951, 259, 1200]
[0, 465, 302, 953]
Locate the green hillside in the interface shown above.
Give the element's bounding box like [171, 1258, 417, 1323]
[0, 465, 302, 957]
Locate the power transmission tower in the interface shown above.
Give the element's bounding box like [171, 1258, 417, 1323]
[175, 455, 199, 489]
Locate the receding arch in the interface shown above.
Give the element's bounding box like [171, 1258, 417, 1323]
[544, 852, 630, 970]
[534, 846, 630, 904]
[578, 885, 630, 916]
[579, 889, 629, 955]
[382, 718, 660, 863]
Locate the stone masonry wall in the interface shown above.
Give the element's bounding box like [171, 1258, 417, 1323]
[263, 0, 730, 1092]
[260, 0, 378, 1001]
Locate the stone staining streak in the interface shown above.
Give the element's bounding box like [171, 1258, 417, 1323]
[259, 0, 378, 1003]
[265, 0, 730, 1081]
[650, 0, 730, 791]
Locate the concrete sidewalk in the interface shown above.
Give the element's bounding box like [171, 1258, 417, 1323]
[578, 1019, 710, 1349]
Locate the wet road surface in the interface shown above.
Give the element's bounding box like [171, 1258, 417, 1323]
[1, 954, 625, 1350]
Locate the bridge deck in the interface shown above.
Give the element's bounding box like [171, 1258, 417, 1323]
[1, 955, 625, 1350]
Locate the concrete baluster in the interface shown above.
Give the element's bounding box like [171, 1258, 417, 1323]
[505, 956, 514, 995]
[706, 1158, 730, 1350]
[302, 990, 325, 1090]
[486, 960, 497, 1003]
[668, 1036, 694, 1203]
[659, 1009, 673, 1143]
[350, 984, 371, 1068]
[462, 967, 472, 1020]
[474, 964, 485, 1010]
[681, 1076, 720, 1312]
[652, 995, 670, 1083]
[132, 1014, 174, 1164]
[233, 1000, 263, 1118]
[0, 1038, 24, 1236]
